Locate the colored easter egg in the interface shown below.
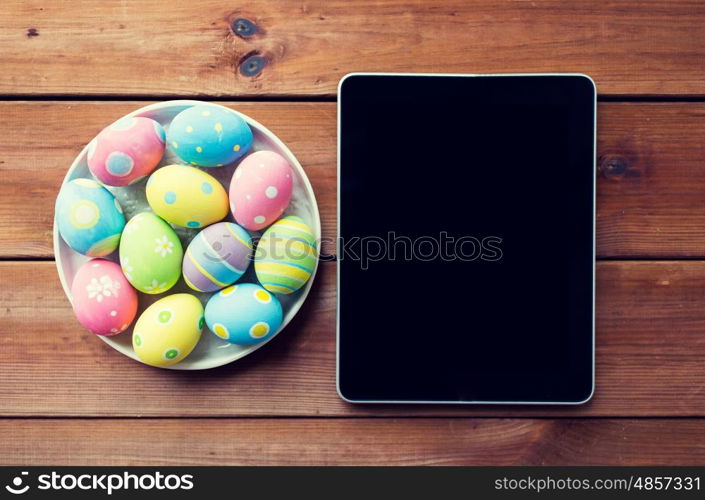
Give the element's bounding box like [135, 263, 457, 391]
[254, 216, 318, 295]
[119, 212, 183, 294]
[182, 222, 253, 293]
[70, 259, 138, 336]
[205, 283, 283, 345]
[87, 116, 166, 186]
[167, 104, 253, 167]
[146, 164, 229, 228]
[56, 178, 125, 257]
[229, 150, 294, 231]
[132, 293, 204, 367]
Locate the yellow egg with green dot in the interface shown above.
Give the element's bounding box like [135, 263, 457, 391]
[132, 293, 204, 368]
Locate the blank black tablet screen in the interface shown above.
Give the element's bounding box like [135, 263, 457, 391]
[338, 74, 595, 403]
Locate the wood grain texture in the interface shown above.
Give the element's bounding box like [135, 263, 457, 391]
[597, 103, 705, 257]
[2, 418, 705, 465]
[3, 101, 705, 258]
[1, 1, 705, 97]
[3, 260, 705, 417]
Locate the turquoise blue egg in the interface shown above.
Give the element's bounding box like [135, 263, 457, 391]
[167, 105, 253, 167]
[205, 283, 283, 345]
[55, 178, 125, 257]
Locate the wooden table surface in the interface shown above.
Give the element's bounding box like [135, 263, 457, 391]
[2, 0, 705, 465]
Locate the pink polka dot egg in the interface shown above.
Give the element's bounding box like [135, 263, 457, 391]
[70, 259, 138, 336]
[87, 116, 166, 186]
[229, 150, 294, 231]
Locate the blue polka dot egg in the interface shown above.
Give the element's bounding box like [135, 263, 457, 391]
[55, 178, 125, 257]
[167, 104, 253, 167]
[205, 283, 283, 346]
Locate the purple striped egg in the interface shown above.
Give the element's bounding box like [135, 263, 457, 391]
[182, 222, 253, 292]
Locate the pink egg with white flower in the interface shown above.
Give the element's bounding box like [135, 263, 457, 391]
[70, 259, 138, 336]
[87, 116, 166, 186]
[229, 150, 294, 231]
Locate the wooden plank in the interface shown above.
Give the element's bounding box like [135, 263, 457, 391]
[597, 103, 705, 257]
[3, 101, 705, 258]
[1, 1, 704, 97]
[1, 418, 704, 465]
[2, 260, 705, 417]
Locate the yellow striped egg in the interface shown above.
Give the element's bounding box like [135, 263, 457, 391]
[254, 216, 317, 294]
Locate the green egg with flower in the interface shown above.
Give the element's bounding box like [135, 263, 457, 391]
[119, 211, 183, 294]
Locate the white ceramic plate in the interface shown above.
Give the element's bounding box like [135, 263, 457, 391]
[54, 100, 321, 370]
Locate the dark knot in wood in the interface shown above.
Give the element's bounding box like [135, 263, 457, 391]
[600, 155, 628, 180]
[231, 18, 257, 38]
[239, 54, 266, 77]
